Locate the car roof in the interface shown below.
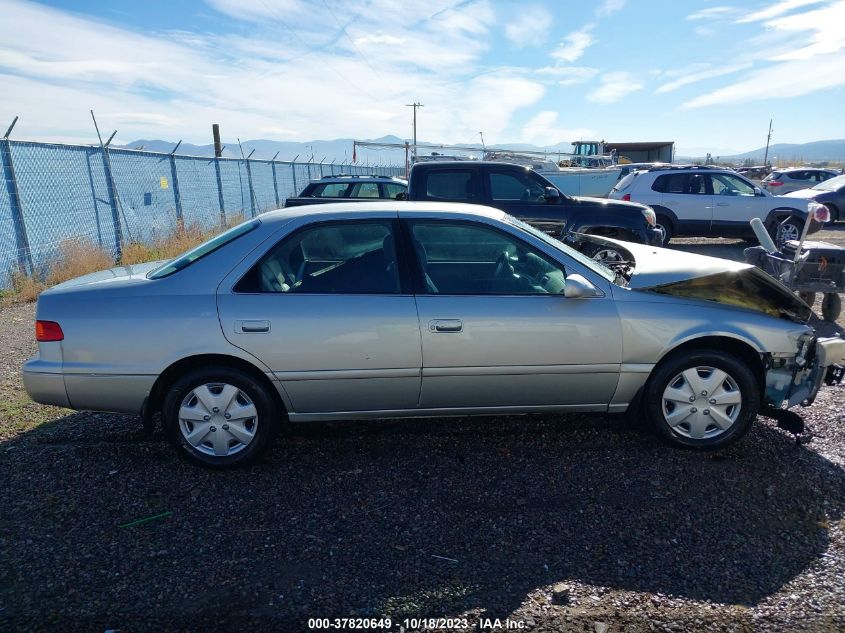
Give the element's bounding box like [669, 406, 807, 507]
[261, 201, 507, 224]
[310, 174, 407, 182]
[777, 167, 835, 174]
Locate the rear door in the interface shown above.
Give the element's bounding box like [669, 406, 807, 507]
[217, 215, 422, 415]
[657, 173, 714, 236]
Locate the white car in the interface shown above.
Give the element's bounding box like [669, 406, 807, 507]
[609, 166, 828, 245]
[762, 168, 839, 195]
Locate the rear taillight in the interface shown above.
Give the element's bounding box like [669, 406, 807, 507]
[35, 320, 64, 342]
[622, 193, 631, 201]
[767, 180, 783, 187]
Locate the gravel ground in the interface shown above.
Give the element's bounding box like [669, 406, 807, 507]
[1, 229, 844, 632]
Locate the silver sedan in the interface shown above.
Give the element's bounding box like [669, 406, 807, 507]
[23, 202, 845, 467]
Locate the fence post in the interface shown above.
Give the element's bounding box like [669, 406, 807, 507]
[214, 157, 226, 227]
[291, 163, 297, 196]
[168, 140, 183, 223]
[1, 133, 34, 274]
[100, 146, 123, 258]
[244, 157, 256, 217]
[84, 149, 104, 249]
[270, 152, 280, 208]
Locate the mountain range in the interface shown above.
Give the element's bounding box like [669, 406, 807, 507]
[120, 136, 845, 164]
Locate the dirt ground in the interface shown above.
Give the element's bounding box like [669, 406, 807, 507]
[0, 227, 844, 632]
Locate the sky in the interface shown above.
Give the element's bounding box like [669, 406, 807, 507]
[0, 0, 844, 156]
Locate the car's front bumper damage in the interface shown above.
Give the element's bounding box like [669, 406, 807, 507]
[764, 335, 845, 409]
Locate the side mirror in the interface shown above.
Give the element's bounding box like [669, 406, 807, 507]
[564, 273, 602, 298]
[543, 186, 561, 202]
[754, 186, 763, 196]
[395, 191, 408, 201]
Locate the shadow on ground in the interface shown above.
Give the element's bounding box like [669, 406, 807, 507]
[1, 407, 844, 631]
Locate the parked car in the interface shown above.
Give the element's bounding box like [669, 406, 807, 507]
[761, 168, 839, 195]
[609, 165, 828, 244]
[23, 203, 844, 467]
[406, 161, 663, 262]
[735, 166, 771, 182]
[783, 174, 845, 223]
[284, 174, 407, 207]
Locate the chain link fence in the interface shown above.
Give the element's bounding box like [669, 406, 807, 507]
[0, 138, 404, 288]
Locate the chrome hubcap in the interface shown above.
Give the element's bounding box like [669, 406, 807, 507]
[778, 223, 800, 243]
[592, 248, 625, 263]
[662, 366, 741, 439]
[178, 383, 258, 457]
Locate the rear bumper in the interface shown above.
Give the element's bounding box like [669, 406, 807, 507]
[22, 367, 70, 408]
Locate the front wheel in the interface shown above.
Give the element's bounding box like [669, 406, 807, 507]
[774, 218, 802, 247]
[822, 293, 842, 322]
[163, 367, 278, 468]
[644, 351, 759, 450]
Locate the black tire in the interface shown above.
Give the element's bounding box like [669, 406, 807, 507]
[822, 293, 842, 322]
[644, 350, 760, 450]
[163, 367, 278, 468]
[655, 217, 673, 245]
[799, 291, 817, 307]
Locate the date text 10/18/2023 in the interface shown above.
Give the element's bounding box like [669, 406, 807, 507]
[307, 617, 528, 630]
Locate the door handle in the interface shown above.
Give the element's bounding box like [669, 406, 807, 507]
[429, 319, 463, 333]
[237, 320, 270, 333]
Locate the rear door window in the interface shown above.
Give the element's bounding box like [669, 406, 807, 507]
[423, 170, 476, 201]
[348, 182, 381, 198]
[311, 182, 350, 198]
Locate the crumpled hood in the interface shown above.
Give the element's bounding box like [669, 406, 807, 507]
[617, 241, 750, 289]
[586, 237, 811, 323]
[47, 260, 166, 292]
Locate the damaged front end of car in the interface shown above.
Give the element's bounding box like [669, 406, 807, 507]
[647, 269, 845, 409]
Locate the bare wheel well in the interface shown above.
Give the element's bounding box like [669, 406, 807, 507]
[654, 336, 766, 393]
[144, 354, 286, 420]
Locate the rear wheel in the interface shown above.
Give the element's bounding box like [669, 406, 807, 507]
[822, 293, 842, 322]
[163, 367, 278, 468]
[654, 217, 673, 245]
[644, 351, 759, 450]
[774, 217, 802, 247]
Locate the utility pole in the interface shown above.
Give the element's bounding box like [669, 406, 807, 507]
[406, 102, 423, 159]
[763, 119, 773, 167]
[212, 123, 223, 157]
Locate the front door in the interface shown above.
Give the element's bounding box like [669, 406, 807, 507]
[217, 218, 422, 415]
[405, 219, 622, 411]
[707, 172, 766, 236]
[484, 166, 567, 236]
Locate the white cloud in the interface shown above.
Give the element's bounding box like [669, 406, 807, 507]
[684, 1, 845, 107]
[687, 6, 739, 20]
[587, 71, 643, 103]
[504, 6, 552, 48]
[0, 0, 533, 145]
[735, 0, 826, 22]
[595, 0, 627, 17]
[521, 111, 595, 145]
[655, 62, 752, 93]
[550, 26, 595, 63]
[536, 65, 599, 86]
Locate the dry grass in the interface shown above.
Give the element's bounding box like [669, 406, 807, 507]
[2, 214, 247, 305]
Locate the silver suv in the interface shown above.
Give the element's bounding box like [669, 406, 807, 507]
[609, 165, 827, 244]
[762, 168, 839, 195]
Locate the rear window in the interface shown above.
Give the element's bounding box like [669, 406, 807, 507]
[310, 182, 350, 198]
[424, 170, 474, 200]
[148, 219, 260, 279]
[612, 172, 637, 192]
[652, 174, 688, 193]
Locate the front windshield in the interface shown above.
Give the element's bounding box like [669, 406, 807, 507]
[504, 215, 617, 283]
[813, 174, 845, 191]
[148, 219, 260, 279]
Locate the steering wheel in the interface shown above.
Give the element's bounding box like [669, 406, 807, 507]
[494, 251, 514, 278]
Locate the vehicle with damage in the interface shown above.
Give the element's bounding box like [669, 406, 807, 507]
[22, 202, 844, 468]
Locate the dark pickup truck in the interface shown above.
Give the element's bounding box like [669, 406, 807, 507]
[404, 161, 663, 256]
